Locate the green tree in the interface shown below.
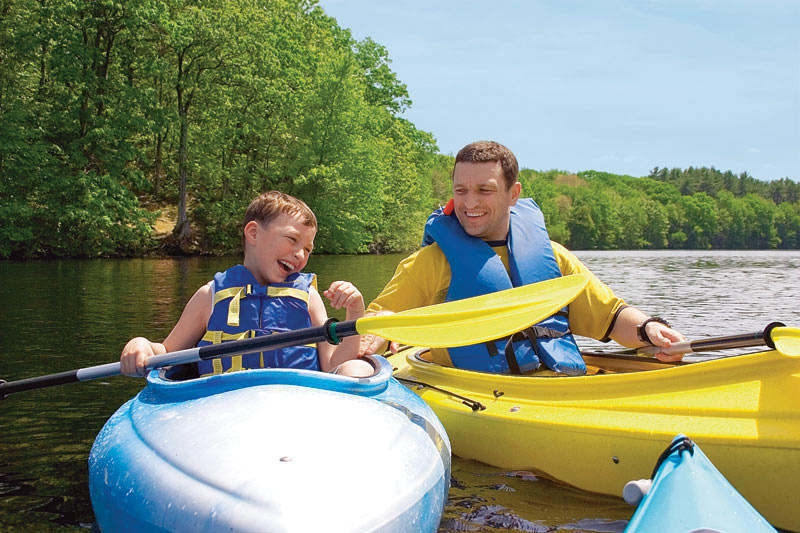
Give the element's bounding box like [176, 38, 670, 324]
[679, 193, 717, 249]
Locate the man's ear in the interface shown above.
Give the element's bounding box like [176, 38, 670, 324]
[243, 220, 260, 245]
[509, 181, 522, 204]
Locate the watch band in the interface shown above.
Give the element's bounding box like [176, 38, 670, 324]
[637, 316, 671, 345]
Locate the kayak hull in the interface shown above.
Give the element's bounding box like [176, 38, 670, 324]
[89, 355, 450, 532]
[625, 434, 776, 532]
[390, 348, 800, 532]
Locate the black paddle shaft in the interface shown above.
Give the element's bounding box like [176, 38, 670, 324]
[194, 318, 357, 360]
[1, 319, 359, 398]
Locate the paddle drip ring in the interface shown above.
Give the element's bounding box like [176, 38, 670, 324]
[323, 318, 342, 345]
[763, 321, 785, 349]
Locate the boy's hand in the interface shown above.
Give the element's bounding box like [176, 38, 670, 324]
[323, 281, 365, 318]
[120, 337, 156, 377]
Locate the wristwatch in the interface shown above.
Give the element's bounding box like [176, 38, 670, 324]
[637, 317, 671, 345]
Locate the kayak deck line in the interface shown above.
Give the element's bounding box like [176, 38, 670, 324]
[396, 376, 486, 412]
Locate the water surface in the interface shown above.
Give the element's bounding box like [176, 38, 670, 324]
[0, 250, 797, 532]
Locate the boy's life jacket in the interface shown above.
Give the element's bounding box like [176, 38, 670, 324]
[196, 265, 320, 376]
[421, 198, 586, 375]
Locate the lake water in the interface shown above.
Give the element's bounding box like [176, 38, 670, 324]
[0, 250, 797, 532]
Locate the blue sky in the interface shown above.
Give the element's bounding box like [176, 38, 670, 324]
[317, 1, 799, 181]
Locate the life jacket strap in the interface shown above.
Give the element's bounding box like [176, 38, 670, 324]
[267, 286, 310, 303]
[200, 329, 254, 374]
[213, 285, 254, 327]
[528, 325, 570, 339]
[212, 284, 310, 329]
[504, 336, 523, 375]
[498, 324, 574, 375]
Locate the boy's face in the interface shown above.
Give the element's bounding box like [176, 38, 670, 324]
[245, 212, 316, 285]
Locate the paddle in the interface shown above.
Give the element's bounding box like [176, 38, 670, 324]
[582, 321, 794, 358]
[0, 273, 589, 398]
[772, 326, 800, 357]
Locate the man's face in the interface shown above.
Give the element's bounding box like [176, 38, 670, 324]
[452, 161, 521, 241]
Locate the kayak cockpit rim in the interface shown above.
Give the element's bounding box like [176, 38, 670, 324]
[401, 346, 775, 378]
[145, 354, 393, 401]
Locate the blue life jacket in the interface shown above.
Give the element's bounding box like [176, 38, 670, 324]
[421, 198, 586, 375]
[196, 265, 319, 376]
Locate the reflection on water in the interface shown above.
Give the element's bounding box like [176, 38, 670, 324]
[441, 461, 630, 532]
[0, 251, 797, 531]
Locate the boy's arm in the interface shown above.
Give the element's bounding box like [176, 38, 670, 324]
[308, 286, 336, 372]
[162, 282, 213, 352]
[120, 282, 212, 376]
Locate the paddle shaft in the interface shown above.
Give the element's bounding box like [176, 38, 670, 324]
[636, 331, 767, 356]
[0, 320, 356, 397]
[601, 322, 783, 357]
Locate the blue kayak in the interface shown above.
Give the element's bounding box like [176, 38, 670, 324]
[624, 434, 777, 532]
[89, 355, 450, 532]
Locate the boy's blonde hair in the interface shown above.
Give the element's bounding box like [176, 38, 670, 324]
[243, 191, 317, 231]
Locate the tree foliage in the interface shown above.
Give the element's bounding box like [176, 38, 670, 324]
[513, 167, 800, 250]
[1, 1, 797, 258]
[0, 0, 438, 258]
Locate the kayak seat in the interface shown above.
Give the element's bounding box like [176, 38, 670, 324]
[164, 363, 200, 381]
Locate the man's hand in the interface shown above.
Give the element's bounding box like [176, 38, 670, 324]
[645, 322, 686, 362]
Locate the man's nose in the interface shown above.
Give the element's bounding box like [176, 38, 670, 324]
[463, 192, 479, 208]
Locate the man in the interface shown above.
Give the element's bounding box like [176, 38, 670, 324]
[360, 141, 685, 375]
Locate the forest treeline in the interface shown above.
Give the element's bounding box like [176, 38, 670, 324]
[1, 0, 437, 258]
[1, 0, 798, 259]
[515, 167, 800, 250]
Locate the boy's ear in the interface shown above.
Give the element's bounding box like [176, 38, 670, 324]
[243, 220, 260, 245]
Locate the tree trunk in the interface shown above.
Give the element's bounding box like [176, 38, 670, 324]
[173, 112, 192, 245]
[153, 132, 163, 197]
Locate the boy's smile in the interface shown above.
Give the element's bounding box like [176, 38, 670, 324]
[244, 212, 316, 285]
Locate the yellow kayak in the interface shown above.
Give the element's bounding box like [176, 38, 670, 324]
[389, 344, 800, 532]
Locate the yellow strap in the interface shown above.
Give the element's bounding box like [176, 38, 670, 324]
[267, 286, 309, 303]
[213, 286, 246, 304]
[214, 283, 309, 327]
[201, 330, 253, 376]
[229, 355, 243, 372]
[212, 286, 248, 327]
[201, 330, 251, 343]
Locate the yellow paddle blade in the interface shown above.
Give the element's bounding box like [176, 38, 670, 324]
[773, 327, 800, 357]
[356, 274, 589, 347]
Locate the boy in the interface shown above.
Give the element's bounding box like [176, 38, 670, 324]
[121, 191, 372, 378]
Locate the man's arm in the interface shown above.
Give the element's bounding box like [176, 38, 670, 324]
[550, 242, 686, 361]
[609, 307, 686, 362]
